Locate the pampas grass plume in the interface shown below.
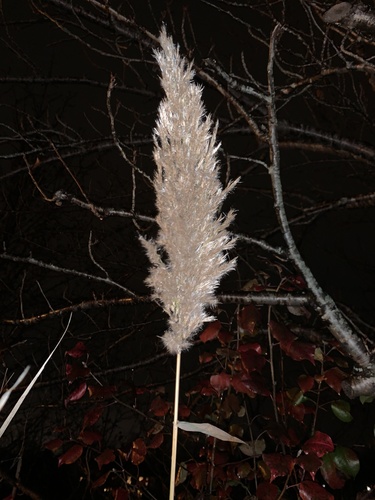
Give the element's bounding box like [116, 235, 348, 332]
[140, 28, 238, 354]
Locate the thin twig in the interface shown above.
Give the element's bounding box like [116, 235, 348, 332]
[106, 74, 152, 183]
[197, 68, 267, 142]
[52, 190, 155, 223]
[0, 253, 137, 297]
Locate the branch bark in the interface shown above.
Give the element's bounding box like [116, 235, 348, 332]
[266, 24, 374, 385]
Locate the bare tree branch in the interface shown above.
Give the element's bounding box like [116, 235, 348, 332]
[0, 253, 137, 297]
[266, 24, 372, 372]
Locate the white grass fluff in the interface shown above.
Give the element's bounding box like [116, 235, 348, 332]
[140, 28, 238, 354]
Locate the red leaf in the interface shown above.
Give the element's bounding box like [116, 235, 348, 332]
[65, 341, 87, 359]
[218, 330, 233, 345]
[65, 362, 90, 382]
[256, 482, 280, 500]
[200, 385, 217, 396]
[287, 426, 302, 447]
[298, 374, 315, 393]
[269, 320, 295, 349]
[82, 405, 104, 430]
[240, 348, 266, 373]
[288, 274, 307, 290]
[210, 372, 231, 393]
[112, 488, 129, 500]
[92, 471, 111, 489]
[135, 386, 148, 395]
[149, 396, 170, 417]
[178, 404, 191, 419]
[186, 462, 207, 490]
[216, 485, 233, 498]
[148, 432, 164, 449]
[65, 381, 87, 407]
[200, 320, 221, 342]
[302, 431, 334, 458]
[79, 430, 102, 445]
[207, 449, 229, 466]
[235, 372, 271, 397]
[288, 403, 306, 423]
[199, 352, 214, 363]
[285, 340, 316, 365]
[231, 374, 256, 397]
[262, 453, 295, 482]
[238, 342, 262, 354]
[58, 444, 83, 467]
[95, 449, 115, 471]
[238, 305, 261, 335]
[44, 438, 64, 452]
[296, 453, 322, 480]
[265, 422, 300, 447]
[131, 438, 147, 466]
[88, 385, 116, 399]
[299, 480, 334, 500]
[187, 379, 217, 396]
[324, 367, 348, 394]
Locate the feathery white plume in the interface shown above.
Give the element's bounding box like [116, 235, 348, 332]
[140, 28, 238, 354]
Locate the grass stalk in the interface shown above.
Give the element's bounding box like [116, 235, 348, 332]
[169, 350, 181, 499]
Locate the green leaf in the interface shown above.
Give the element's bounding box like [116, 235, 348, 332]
[176, 462, 189, 486]
[286, 387, 305, 406]
[330, 400, 353, 422]
[321, 452, 346, 489]
[332, 446, 360, 479]
[314, 347, 324, 363]
[360, 395, 374, 404]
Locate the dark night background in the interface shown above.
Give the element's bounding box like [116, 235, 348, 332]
[1, 1, 375, 498]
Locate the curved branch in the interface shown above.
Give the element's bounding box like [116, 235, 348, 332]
[266, 24, 372, 370]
